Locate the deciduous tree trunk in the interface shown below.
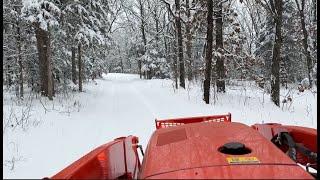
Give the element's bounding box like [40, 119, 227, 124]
[185, 0, 193, 81]
[204, 0, 213, 104]
[174, 31, 179, 89]
[47, 33, 53, 100]
[138, 60, 142, 79]
[6, 64, 12, 87]
[71, 46, 77, 84]
[139, 0, 147, 79]
[35, 26, 53, 100]
[17, 25, 23, 98]
[312, 0, 317, 52]
[215, 0, 225, 93]
[78, 43, 83, 92]
[271, 0, 283, 106]
[295, 0, 313, 88]
[175, 0, 185, 88]
[18, 59, 23, 98]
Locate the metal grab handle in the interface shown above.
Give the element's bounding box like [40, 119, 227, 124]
[306, 163, 317, 172]
[137, 145, 144, 156]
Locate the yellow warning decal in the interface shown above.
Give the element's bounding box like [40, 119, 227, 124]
[226, 156, 260, 164]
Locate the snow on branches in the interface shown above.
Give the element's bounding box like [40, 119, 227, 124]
[22, 0, 61, 31]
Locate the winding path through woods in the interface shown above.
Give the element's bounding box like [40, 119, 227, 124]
[4, 73, 317, 179]
[4, 73, 217, 178]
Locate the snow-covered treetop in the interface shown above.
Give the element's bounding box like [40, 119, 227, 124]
[62, 0, 113, 46]
[75, 25, 105, 46]
[22, 0, 61, 31]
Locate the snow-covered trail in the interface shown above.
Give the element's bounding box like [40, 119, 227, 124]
[3, 73, 317, 179]
[90, 73, 219, 147]
[3, 73, 216, 178]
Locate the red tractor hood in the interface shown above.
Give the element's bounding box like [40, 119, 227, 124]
[139, 122, 314, 179]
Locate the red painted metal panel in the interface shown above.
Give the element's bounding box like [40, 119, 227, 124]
[146, 165, 314, 179]
[283, 125, 317, 168]
[251, 123, 283, 140]
[155, 113, 231, 129]
[282, 125, 317, 152]
[46, 114, 316, 179]
[156, 128, 187, 146]
[124, 136, 141, 179]
[251, 123, 317, 168]
[140, 122, 314, 179]
[49, 136, 141, 179]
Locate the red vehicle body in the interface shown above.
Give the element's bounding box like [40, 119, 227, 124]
[48, 113, 317, 179]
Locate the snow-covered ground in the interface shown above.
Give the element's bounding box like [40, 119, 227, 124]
[3, 73, 317, 178]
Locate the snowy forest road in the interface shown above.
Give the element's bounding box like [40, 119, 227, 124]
[93, 73, 218, 147]
[3, 73, 317, 179]
[4, 73, 219, 178]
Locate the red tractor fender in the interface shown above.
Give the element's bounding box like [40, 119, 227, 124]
[47, 136, 141, 179]
[251, 123, 317, 169]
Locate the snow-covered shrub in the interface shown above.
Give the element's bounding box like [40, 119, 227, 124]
[300, 78, 310, 89]
[141, 48, 170, 79]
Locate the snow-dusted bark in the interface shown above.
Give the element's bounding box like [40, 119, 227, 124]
[204, 0, 213, 104]
[215, 0, 225, 93]
[295, 0, 313, 88]
[271, 0, 283, 107]
[22, 0, 60, 100]
[175, 0, 186, 88]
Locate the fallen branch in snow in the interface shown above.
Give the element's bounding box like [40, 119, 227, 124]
[3, 92, 35, 132]
[4, 142, 26, 171]
[3, 106, 14, 135]
[4, 156, 25, 171]
[14, 102, 32, 131]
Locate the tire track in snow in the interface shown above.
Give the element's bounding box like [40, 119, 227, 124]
[128, 83, 158, 118]
[90, 77, 118, 147]
[110, 79, 116, 114]
[96, 75, 159, 147]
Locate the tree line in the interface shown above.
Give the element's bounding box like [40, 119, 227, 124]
[3, 0, 317, 107]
